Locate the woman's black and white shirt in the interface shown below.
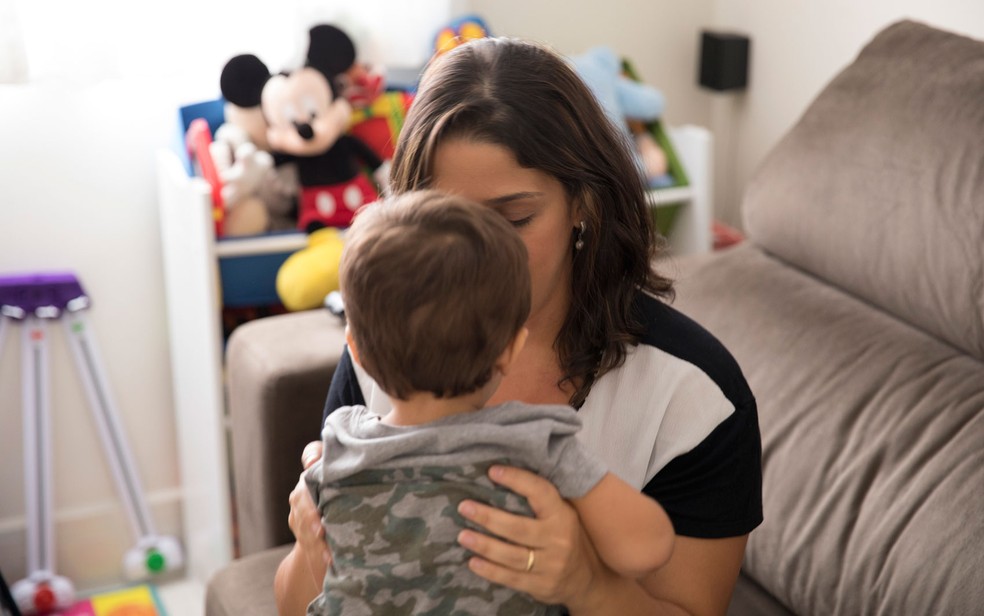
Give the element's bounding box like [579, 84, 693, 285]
[322, 292, 763, 539]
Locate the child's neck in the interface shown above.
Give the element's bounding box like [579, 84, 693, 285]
[383, 385, 494, 427]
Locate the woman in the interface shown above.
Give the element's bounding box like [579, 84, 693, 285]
[276, 37, 761, 616]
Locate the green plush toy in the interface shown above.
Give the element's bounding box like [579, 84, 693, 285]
[571, 46, 673, 188]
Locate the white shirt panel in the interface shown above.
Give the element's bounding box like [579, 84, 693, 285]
[577, 344, 735, 489]
[352, 354, 391, 419]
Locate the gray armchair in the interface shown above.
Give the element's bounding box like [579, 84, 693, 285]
[206, 309, 345, 615]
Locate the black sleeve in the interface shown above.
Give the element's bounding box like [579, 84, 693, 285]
[631, 293, 763, 538]
[643, 396, 763, 538]
[321, 346, 366, 427]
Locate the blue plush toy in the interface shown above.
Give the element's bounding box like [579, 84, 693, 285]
[571, 46, 674, 188]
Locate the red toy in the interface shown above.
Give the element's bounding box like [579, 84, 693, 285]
[349, 90, 414, 162]
[185, 118, 225, 236]
[337, 62, 385, 109]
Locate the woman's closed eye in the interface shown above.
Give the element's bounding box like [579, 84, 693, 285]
[494, 205, 538, 229]
[484, 192, 542, 229]
[508, 214, 535, 228]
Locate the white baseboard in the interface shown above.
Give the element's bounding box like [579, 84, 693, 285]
[0, 488, 184, 592]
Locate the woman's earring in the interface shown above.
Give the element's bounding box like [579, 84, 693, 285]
[575, 221, 586, 251]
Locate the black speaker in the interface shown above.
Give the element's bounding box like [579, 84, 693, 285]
[699, 31, 750, 91]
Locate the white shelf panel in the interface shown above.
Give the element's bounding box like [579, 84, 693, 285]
[156, 150, 233, 582]
[647, 185, 695, 206]
[215, 232, 307, 258]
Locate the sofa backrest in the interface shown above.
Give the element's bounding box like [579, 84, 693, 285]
[742, 20, 984, 361]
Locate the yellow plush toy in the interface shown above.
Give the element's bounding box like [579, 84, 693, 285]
[275, 227, 345, 311]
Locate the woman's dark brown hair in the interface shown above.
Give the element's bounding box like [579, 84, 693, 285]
[391, 37, 674, 407]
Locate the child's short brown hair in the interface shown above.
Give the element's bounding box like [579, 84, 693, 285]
[340, 190, 531, 400]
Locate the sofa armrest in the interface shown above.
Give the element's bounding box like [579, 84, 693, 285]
[225, 309, 347, 556]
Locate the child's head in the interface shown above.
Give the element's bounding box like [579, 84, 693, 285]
[340, 190, 531, 401]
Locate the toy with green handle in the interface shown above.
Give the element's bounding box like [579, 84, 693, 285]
[0, 273, 183, 615]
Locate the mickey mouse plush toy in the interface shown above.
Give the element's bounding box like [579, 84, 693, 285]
[220, 25, 387, 232]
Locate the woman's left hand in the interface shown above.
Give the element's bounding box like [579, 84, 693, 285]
[456, 465, 609, 608]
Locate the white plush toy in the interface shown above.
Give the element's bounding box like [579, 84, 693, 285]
[208, 123, 270, 236]
[209, 114, 300, 235]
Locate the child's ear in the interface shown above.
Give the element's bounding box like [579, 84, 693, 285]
[344, 326, 363, 367]
[495, 327, 528, 376]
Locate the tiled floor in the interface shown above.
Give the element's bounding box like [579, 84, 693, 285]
[156, 578, 205, 616]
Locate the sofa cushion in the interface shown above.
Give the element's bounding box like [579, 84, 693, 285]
[205, 545, 291, 616]
[728, 573, 794, 616]
[675, 244, 984, 615]
[225, 309, 347, 555]
[742, 20, 984, 361]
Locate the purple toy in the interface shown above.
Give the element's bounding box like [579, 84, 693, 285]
[1, 271, 183, 614]
[0, 272, 89, 319]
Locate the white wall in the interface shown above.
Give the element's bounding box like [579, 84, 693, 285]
[708, 1, 984, 227]
[0, 77, 188, 589]
[470, 0, 715, 129]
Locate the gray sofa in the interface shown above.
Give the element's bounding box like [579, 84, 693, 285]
[206, 20, 984, 616]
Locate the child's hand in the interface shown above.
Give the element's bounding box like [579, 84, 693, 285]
[301, 440, 323, 470]
[288, 441, 331, 577]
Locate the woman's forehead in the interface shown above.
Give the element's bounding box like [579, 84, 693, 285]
[430, 139, 552, 201]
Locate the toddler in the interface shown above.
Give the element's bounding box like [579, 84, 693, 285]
[305, 190, 674, 615]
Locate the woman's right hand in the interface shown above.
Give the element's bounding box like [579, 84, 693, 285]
[288, 441, 331, 575]
[456, 464, 608, 609]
